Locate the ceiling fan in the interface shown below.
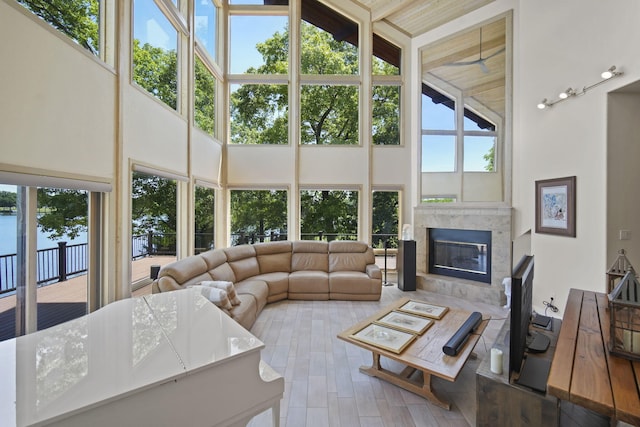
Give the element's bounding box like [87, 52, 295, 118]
[444, 28, 505, 74]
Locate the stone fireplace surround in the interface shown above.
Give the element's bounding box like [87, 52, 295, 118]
[413, 205, 512, 306]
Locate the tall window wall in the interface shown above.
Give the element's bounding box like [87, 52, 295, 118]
[13, 0, 406, 252]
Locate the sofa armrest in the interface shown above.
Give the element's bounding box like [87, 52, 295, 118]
[366, 264, 382, 280]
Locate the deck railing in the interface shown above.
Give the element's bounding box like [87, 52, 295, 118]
[0, 231, 178, 295]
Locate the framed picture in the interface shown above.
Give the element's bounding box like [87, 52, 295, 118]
[398, 300, 449, 320]
[535, 176, 576, 237]
[375, 310, 433, 335]
[349, 323, 416, 354]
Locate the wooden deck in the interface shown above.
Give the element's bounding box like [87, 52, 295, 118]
[0, 256, 175, 340]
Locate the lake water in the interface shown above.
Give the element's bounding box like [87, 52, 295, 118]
[0, 213, 87, 256]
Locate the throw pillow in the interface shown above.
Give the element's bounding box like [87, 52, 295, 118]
[200, 280, 241, 306]
[189, 285, 233, 310]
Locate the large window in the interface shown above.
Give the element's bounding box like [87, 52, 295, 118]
[194, 55, 216, 136]
[300, 85, 358, 145]
[230, 84, 288, 144]
[463, 116, 496, 172]
[299, 3, 360, 145]
[0, 183, 106, 342]
[372, 191, 399, 249]
[300, 190, 358, 241]
[230, 190, 287, 245]
[16, 0, 100, 57]
[131, 172, 177, 289]
[229, 15, 288, 75]
[194, 185, 215, 253]
[194, 0, 216, 62]
[372, 36, 401, 145]
[227, 3, 289, 145]
[422, 86, 456, 173]
[421, 84, 496, 173]
[133, 0, 179, 110]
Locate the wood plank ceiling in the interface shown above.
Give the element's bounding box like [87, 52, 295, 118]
[351, 0, 506, 119]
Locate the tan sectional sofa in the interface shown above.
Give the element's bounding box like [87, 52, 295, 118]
[152, 240, 382, 329]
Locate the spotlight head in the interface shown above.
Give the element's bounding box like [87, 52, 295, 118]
[537, 99, 548, 109]
[559, 88, 574, 99]
[601, 66, 617, 79]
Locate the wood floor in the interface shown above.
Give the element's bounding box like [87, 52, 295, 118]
[247, 283, 509, 427]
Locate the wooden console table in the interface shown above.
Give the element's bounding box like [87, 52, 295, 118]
[547, 288, 640, 426]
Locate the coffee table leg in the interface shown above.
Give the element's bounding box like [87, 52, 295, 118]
[359, 352, 451, 410]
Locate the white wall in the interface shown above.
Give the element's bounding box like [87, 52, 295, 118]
[0, 1, 115, 182]
[515, 0, 640, 314]
[607, 89, 640, 273]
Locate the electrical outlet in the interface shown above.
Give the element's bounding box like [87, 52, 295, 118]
[620, 229, 631, 240]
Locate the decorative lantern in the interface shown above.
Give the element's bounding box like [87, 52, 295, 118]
[607, 249, 636, 294]
[609, 270, 640, 361]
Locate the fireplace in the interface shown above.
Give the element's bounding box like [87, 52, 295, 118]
[429, 228, 491, 284]
[413, 205, 511, 306]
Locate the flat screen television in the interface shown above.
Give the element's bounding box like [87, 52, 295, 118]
[509, 254, 534, 375]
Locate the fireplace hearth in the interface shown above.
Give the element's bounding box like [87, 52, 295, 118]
[429, 228, 491, 284]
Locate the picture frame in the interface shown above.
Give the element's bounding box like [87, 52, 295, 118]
[349, 323, 416, 354]
[398, 300, 449, 320]
[374, 310, 433, 335]
[535, 176, 576, 237]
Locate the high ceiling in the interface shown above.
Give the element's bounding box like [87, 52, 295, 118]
[350, 0, 495, 38]
[351, 0, 506, 119]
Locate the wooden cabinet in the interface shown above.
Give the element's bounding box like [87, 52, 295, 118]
[476, 317, 560, 426]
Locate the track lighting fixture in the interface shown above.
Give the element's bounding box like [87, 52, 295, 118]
[558, 88, 575, 99]
[537, 65, 624, 109]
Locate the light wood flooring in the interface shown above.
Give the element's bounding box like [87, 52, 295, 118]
[247, 283, 509, 427]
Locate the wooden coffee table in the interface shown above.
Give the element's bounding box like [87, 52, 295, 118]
[337, 297, 488, 409]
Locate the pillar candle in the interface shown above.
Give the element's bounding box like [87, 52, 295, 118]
[490, 348, 503, 374]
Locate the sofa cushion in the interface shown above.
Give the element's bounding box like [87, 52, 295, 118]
[329, 271, 381, 296]
[200, 249, 228, 270]
[291, 241, 328, 272]
[235, 280, 269, 314]
[159, 256, 209, 284]
[328, 241, 374, 273]
[228, 294, 258, 330]
[225, 245, 260, 282]
[250, 272, 289, 302]
[288, 270, 329, 295]
[255, 241, 292, 274]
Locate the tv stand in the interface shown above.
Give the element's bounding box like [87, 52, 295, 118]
[476, 314, 561, 426]
[527, 331, 551, 353]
